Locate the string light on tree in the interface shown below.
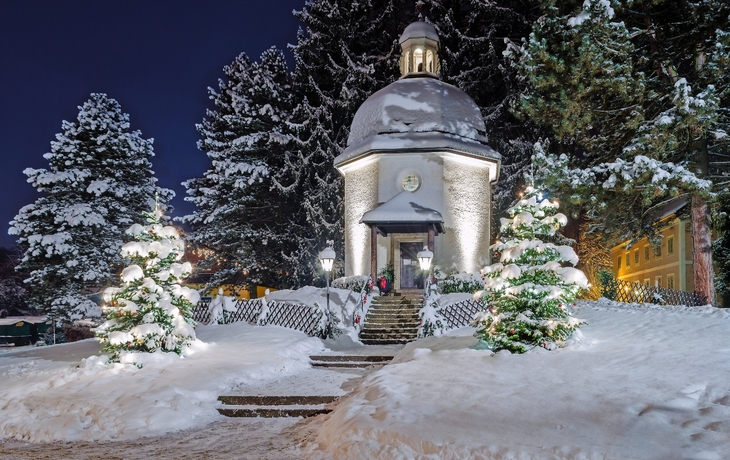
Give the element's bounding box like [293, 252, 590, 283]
[475, 185, 587, 353]
[95, 207, 200, 364]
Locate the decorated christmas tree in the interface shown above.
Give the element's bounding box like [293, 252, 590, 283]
[475, 186, 587, 353]
[95, 208, 199, 363]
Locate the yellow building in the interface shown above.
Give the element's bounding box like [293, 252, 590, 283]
[610, 217, 693, 292]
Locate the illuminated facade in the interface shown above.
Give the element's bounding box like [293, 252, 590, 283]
[333, 22, 501, 290]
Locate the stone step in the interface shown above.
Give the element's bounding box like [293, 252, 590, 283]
[361, 327, 418, 334]
[371, 299, 422, 306]
[217, 406, 331, 418]
[361, 338, 414, 345]
[309, 355, 392, 363]
[311, 362, 375, 368]
[363, 317, 419, 324]
[363, 325, 418, 331]
[360, 333, 417, 340]
[218, 395, 339, 406]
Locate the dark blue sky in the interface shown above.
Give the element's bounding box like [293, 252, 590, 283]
[0, 0, 303, 248]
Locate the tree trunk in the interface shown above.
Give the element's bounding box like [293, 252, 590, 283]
[691, 194, 714, 304]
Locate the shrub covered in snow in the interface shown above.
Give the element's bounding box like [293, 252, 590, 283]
[95, 209, 199, 364]
[475, 186, 586, 353]
[436, 271, 484, 294]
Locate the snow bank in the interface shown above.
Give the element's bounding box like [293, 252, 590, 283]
[310, 299, 730, 459]
[0, 323, 324, 442]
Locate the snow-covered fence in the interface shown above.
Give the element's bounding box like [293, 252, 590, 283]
[600, 278, 707, 306]
[192, 297, 326, 337]
[439, 299, 485, 329]
[193, 297, 212, 323]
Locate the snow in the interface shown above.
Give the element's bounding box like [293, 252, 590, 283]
[398, 21, 439, 43]
[310, 299, 730, 459]
[3, 299, 730, 459]
[0, 323, 324, 442]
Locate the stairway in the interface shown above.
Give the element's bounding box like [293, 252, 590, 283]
[217, 353, 394, 418]
[359, 295, 422, 345]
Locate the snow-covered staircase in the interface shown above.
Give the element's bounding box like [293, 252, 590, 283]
[217, 353, 395, 418]
[360, 295, 422, 345]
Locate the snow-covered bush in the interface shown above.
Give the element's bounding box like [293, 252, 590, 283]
[332, 275, 372, 293]
[437, 272, 484, 294]
[475, 186, 587, 353]
[95, 209, 199, 364]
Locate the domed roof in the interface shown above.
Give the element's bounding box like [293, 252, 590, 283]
[335, 77, 499, 166]
[399, 21, 439, 43]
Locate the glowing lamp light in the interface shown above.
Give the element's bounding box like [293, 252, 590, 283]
[417, 246, 433, 271]
[319, 246, 336, 272]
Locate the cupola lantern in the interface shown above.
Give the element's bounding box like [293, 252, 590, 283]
[399, 21, 440, 78]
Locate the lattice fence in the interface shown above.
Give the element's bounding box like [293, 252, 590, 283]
[439, 299, 486, 329]
[193, 297, 212, 324]
[191, 297, 325, 337]
[600, 278, 707, 306]
[265, 302, 324, 337]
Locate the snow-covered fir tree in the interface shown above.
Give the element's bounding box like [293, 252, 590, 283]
[183, 48, 300, 289]
[508, 0, 730, 302]
[9, 94, 173, 321]
[95, 208, 199, 364]
[476, 185, 587, 353]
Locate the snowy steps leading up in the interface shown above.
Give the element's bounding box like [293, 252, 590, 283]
[217, 395, 339, 418]
[360, 295, 422, 345]
[218, 354, 395, 418]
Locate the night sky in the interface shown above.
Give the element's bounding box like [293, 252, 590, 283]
[0, 0, 304, 248]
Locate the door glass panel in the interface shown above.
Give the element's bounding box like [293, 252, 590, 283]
[400, 242, 423, 289]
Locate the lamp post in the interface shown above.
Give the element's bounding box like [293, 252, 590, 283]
[318, 242, 336, 338]
[417, 246, 433, 298]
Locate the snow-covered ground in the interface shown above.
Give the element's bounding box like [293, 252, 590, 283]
[1, 299, 729, 460]
[0, 322, 325, 443]
[310, 299, 730, 460]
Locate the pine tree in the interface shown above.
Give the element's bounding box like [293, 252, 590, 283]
[476, 185, 587, 353]
[182, 48, 299, 289]
[9, 94, 173, 321]
[509, 0, 730, 302]
[95, 209, 198, 364]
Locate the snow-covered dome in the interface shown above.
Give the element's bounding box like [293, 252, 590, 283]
[399, 21, 439, 43]
[333, 21, 500, 167]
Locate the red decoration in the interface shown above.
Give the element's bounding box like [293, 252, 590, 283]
[509, 329, 515, 335]
[133, 312, 137, 316]
[355, 315, 361, 325]
[378, 276, 387, 290]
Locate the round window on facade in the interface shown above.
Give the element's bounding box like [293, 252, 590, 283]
[402, 173, 421, 192]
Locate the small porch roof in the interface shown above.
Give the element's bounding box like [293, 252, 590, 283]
[360, 191, 444, 236]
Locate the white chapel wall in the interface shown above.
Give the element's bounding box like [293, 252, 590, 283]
[441, 156, 492, 273]
[343, 161, 379, 276]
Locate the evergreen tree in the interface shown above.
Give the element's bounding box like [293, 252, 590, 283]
[283, 0, 411, 285]
[509, 0, 730, 302]
[182, 48, 299, 289]
[476, 185, 587, 353]
[95, 209, 198, 364]
[9, 94, 173, 321]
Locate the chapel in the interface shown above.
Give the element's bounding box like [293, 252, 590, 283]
[333, 21, 501, 291]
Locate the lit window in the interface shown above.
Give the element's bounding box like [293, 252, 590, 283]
[617, 256, 622, 269]
[414, 48, 424, 72]
[654, 245, 662, 258]
[667, 236, 674, 256]
[426, 50, 434, 72]
[405, 51, 411, 73]
[634, 249, 639, 265]
[644, 278, 650, 285]
[655, 276, 662, 288]
[644, 246, 650, 261]
[667, 274, 675, 290]
[626, 253, 630, 267]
